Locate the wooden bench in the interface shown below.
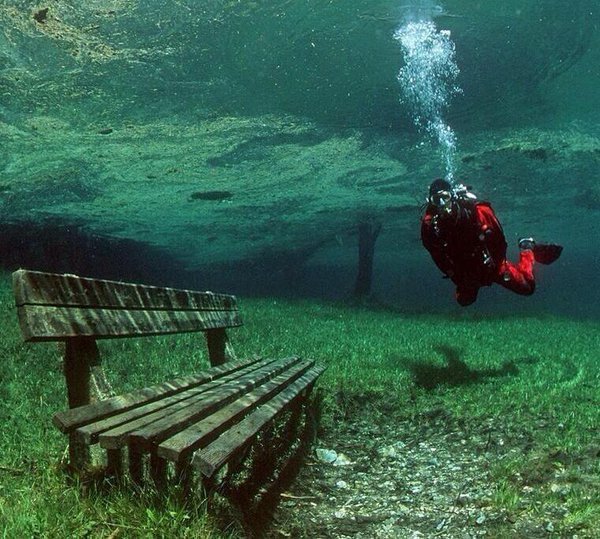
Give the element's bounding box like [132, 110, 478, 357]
[13, 269, 324, 489]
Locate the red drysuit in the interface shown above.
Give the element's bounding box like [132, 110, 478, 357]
[421, 200, 535, 306]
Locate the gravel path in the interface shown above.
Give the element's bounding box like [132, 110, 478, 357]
[265, 412, 589, 538]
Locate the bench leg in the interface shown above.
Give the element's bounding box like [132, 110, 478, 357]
[129, 446, 144, 485]
[281, 397, 304, 442]
[227, 444, 251, 477]
[303, 386, 323, 445]
[68, 432, 90, 472]
[64, 339, 96, 471]
[150, 453, 168, 490]
[231, 391, 320, 536]
[205, 328, 236, 366]
[106, 448, 124, 479]
[175, 458, 194, 500]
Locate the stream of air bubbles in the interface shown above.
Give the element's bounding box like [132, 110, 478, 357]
[394, 3, 461, 182]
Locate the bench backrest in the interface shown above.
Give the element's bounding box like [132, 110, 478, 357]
[13, 269, 243, 410]
[13, 269, 242, 341]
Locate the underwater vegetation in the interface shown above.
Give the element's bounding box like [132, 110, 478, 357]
[0, 273, 598, 536]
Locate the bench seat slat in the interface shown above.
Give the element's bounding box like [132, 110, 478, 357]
[75, 357, 287, 444]
[13, 269, 237, 311]
[98, 357, 304, 450]
[17, 305, 242, 342]
[53, 357, 262, 433]
[157, 360, 316, 462]
[193, 366, 326, 478]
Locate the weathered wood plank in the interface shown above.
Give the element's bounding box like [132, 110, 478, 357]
[17, 305, 242, 342]
[53, 356, 262, 432]
[13, 269, 238, 312]
[77, 357, 288, 444]
[193, 366, 325, 478]
[157, 360, 315, 462]
[102, 357, 304, 450]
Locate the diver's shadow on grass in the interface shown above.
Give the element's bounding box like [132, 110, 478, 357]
[409, 345, 519, 390]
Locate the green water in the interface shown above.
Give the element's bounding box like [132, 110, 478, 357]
[1, 3, 599, 315]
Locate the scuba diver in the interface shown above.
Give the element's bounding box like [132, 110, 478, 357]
[421, 178, 563, 306]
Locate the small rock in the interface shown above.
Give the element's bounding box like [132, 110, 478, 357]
[33, 8, 49, 23]
[336, 480, 348, 489]
[456, 493, 470, 506]
[475, 514, 486, 525]
[380, 445, 398, 458]
[550, 483, 569, 496]
[315, 448, 338, 464]
[333, 453, 352, 466]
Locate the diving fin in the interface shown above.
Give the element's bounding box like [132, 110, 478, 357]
[533, 243, 563, 265]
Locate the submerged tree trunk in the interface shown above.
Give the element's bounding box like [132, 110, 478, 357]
[353, 219, 382, 299]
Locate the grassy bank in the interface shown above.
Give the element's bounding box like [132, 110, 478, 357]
[0, 271, 598, 537]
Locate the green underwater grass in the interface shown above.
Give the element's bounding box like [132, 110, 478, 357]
[0, 271, 598, 537]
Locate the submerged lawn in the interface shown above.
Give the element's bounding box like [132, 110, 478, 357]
[0, 271, 598, 537]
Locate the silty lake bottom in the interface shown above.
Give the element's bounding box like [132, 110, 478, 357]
[0, 1, 598, 537]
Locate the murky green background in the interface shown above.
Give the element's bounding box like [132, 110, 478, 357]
[1, 1, 598, 315]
